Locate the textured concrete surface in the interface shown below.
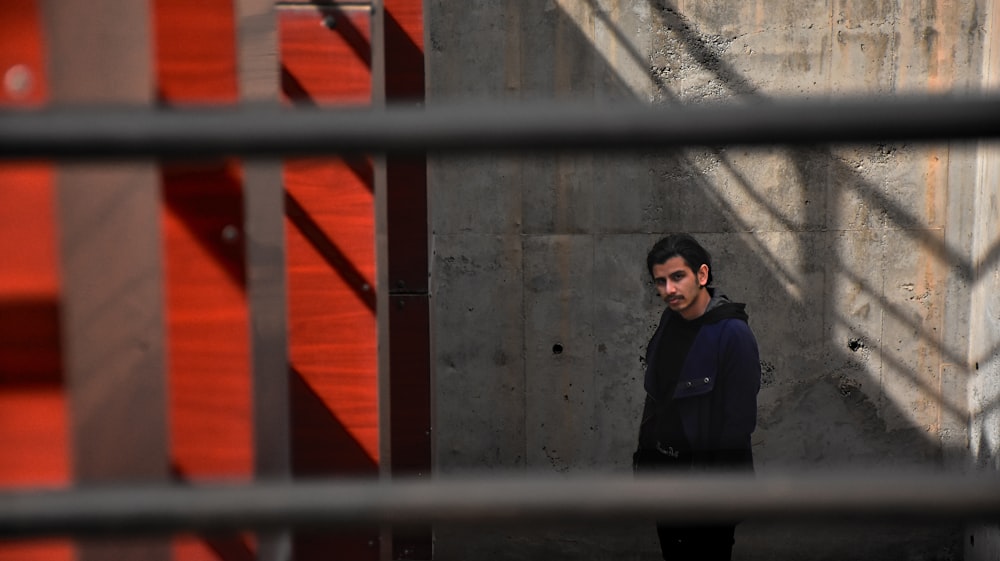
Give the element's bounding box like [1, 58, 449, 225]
[967, 5, 1000, 560]
[426, 1, 996, 559]
[966, 136, 1000, 558]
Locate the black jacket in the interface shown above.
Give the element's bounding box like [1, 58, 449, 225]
[637, 291, 762, 470]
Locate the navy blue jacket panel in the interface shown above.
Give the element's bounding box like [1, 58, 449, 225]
[639, 297, 761, 469]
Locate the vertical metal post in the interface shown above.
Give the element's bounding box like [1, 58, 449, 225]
[370, 4, 393, 560]
[40, 1, 169, 561]
[236, 1, 291, 560]
[381, 0, 432, 558]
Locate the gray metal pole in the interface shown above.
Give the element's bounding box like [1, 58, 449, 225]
[2, 472, 1000, 538]
[1, 95, 998, 160]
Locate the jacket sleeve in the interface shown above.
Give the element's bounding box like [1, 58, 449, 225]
[716, 319, 761, 452]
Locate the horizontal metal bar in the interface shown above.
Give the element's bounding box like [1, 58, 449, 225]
[0, 95, 998, 160]
[2, 472, 999, 538]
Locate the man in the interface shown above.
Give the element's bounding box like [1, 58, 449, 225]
[633, 233, 761, 561]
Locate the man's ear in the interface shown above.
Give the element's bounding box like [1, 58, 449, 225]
[698, 264, 709, 288]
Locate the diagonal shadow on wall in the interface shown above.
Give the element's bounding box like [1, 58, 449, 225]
[289, 365, 378, 475]
[430, 1, 982, 559]
[289, 366, 379, 561]
[535, 0, 964, 461]
[284, 191, 377, 312]
[647, 0, 977, 448]
[281, 65, 375, 193]
[161, 162, 247, 288]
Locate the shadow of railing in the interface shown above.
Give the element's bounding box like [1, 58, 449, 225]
[425, 2, 995, 558]
[645, 0, 982, 444]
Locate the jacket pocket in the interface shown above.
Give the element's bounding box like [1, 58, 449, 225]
[672, 371, 716, 399]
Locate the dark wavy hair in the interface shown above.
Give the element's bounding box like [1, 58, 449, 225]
[645, 233, 714, 287]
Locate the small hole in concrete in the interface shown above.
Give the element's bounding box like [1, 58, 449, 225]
[552, 344, 563, 355]
[847, 338, 864, 352]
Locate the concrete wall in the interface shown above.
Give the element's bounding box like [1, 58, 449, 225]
[967, 3, 1000, 560]
[425, 1, 994, 559]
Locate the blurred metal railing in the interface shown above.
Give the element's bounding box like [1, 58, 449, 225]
[2, 95, 999, 540]
[1, 94, 999, 160]
[2, 472, 1000, 538]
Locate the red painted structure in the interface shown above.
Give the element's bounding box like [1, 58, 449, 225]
[0, 1, 429, 560]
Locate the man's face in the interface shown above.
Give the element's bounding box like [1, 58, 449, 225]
[651, 256, 709, 320]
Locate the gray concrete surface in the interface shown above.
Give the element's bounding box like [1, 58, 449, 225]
[425, 1, 998, 559]
[967, 5, 1000, 560]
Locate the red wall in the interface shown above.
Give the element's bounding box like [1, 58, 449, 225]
[154, 4, 255, 561]
[281, 6, 380, 560]
[0, 2, 71, 560]
[0, 1, 426, 560]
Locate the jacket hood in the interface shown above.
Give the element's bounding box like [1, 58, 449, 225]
[696, 288, 749, 324]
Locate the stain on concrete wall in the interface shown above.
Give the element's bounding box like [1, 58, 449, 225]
[427, 0, 993, 559]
